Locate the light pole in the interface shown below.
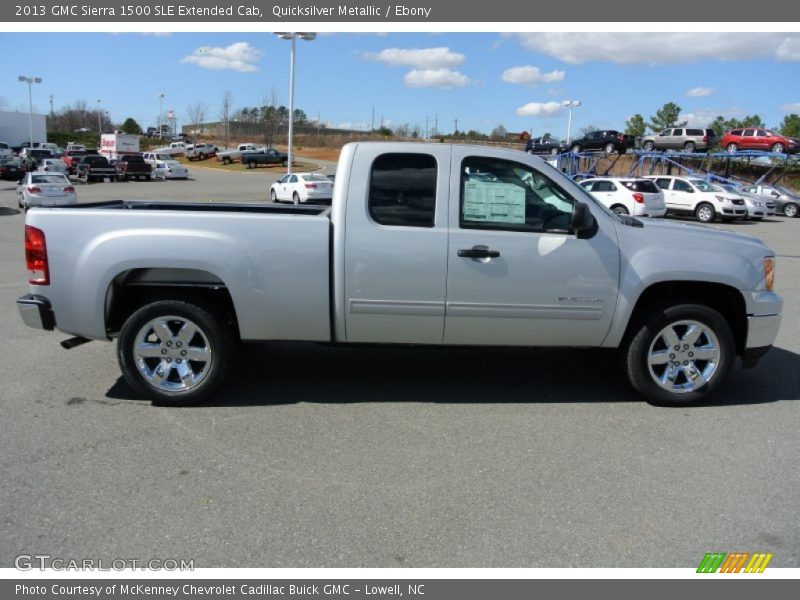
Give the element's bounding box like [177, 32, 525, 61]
[96, 99, 102, 134]
[276, 32, 316, 174]
[562, 100, 581, 145]
[157, 92, 165, 137]
[18, 75, 42, 149]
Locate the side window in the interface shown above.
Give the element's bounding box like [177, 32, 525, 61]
[368, 153, 436, 228]
[730, 129, 743, 136]
[673, 180, 692, 192]
[592, 180, 616, 192]
[460, 156, 574, 233]
[756, 129, 768, 137]
[655, 178, 672, 190]
[659, 130, 670, 137]
[743, 130, 754, 137]
[289, 175, 297, 184]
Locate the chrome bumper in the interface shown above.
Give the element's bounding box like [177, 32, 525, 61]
[17, 294, 55, 331]
[746, 313, 781, 349]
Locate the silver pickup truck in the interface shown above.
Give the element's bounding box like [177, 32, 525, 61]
[17, 142, 782, 406]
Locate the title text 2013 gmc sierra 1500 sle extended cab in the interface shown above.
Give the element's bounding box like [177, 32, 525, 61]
[17, 143, 782, 406]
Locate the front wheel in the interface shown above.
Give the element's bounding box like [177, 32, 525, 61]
[270, 189, 279, 203]
[683, 142, 696, 152]
[771, 143, 784, 154]
[223, 157, 231, 165]
[695, 202, 715, 223]
[248, 161, 256, 169]
[293, 192, 300, 205]
[625, 303, 735, 406]
[784, 202, 799, 218]
[117, 299, 237, 406]
[726, 143, 738, 153]
[604, 142, 616, 154]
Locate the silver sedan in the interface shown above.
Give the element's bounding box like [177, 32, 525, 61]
[17, 172, 78, 209]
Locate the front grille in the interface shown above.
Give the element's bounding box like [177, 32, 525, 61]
[732, 199, 744, 205]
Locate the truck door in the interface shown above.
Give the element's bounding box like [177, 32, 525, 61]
[443, 149, 619, 347]
[343, 145, 451, 344]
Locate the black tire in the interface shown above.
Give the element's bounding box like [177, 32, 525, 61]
[293, 192, 300, 205]
[248, 161, 256, 169]
[282, 160, 288, 167]
[643, 141, 655, 151]
[611, 205, 629, 216]
[695, 202, 716, 223]
[146, 175, 152, 181]
[726, 143, 738, 153]
[270, 189, 279, 203]
[223, 157, 231, 165]
[604, 142, 616, 154]
[198, 153, 205, 161]
[624, 302, 735, 406]
[784, 202, 799, 218]
[117, 299, 238, 406]
[683, 142, 696, 152]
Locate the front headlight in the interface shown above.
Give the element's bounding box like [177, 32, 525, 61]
[763, 257, 775, 291]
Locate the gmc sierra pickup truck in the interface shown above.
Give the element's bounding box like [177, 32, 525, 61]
[114, 154, 152, 181]
[17, 142, 782, 406]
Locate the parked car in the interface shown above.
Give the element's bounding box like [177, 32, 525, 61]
[153, 160, 189, 180]
[645, 175, 747, 222]
[114, 154, 152, 181]
[740, 184, 800, 218]
[715, 183, 775, 220]
[524, 136, 565, 156]
[217, 143, 263, 164]
[641, 128, 716, 153]
[19, 148, 54, 170]
[16, 172, 77, 209]
[578, 177, 666, 217]
[16, 142, 782, 407]
[185, 143, 217, 161]
[270, 172, 334, 204]
[720, 129, 798, 154]
[38, 158, 68, 175]
[0, 141, 12, 159]
[0, 157, 27, 180]
[569, 130, 634, 154]
[76, 155, 117, 183]
[241, 147, 290, 168]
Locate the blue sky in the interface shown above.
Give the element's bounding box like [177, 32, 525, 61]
[1, 32, 799, 137]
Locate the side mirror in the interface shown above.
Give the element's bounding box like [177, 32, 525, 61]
[571, 202, 596, 238]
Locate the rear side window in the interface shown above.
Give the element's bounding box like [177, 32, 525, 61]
[654, 178, 672, 190]
[622, 180, 660, 193]
[686, 129, 703, 136]
[592, 180, 617, 192]
[730, 129, 743, 136]
[369, 153, 437, 227]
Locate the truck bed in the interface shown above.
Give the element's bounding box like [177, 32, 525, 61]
[59, 199, 331, 216]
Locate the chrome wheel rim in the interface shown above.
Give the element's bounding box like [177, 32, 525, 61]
[772, 144, 783, 153]
[785, 204, 798, 217]
[648, 320, 720, 394]
[133, 315, 213, 394]
[697, 206, 713, 221]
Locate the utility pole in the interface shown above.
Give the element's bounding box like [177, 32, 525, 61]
[425, 116, 429, 139]
[317, 110, 321, 144]
[371, 106, 375, 133]
[434, 114, 438, 137]
[454, 118, 458, 135]
[49, 94, 54, 116]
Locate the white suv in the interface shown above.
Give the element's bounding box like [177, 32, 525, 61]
[645, 176, 747, 222]
[578, 177, 666, 217]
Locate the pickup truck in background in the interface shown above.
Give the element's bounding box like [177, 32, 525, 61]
[241, 147, 290, 168]
[17, 142, 782, 407]
[185, 143, 217, 161]
[114, 154, 152, 181]
[0, 142, 12, 159]
[76, 155, 117, 183]
[153, 142, 189, 157]
[216, 144, 263, 164]
[568, 130, 634, 154]
[62, 150, 96, 174]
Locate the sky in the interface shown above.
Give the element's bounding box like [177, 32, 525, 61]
[1, 32, 799, 137]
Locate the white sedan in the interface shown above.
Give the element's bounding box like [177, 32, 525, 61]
[17, 172, 77, 209]
[270, 172, 334, 204]
[153, 160, 189, 180]
[579, 177, 667, 217]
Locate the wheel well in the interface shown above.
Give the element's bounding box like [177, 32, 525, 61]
[622, 281, 747, 355]
[105, 269, 239, 338]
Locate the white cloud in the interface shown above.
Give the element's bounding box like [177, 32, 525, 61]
[686, 86, 716, 97]
[682, 107, 744, 127]
[404, 68, 470, 89]
[515, 101, 564, 117]
[511, 33, 800, 65]
[181, 42, 262, 72]
[501, 66, 565, 85]
[365, 47, 465, 69]
[781, 102, 800, 113]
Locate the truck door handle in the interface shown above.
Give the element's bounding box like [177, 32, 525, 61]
[458, 246, 500, 259]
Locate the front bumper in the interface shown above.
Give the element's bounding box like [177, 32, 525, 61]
[746, 313, 781, 350]
[17, 294, 55, 331]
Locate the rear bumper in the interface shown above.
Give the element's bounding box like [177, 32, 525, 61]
[17, 294, 55, 331]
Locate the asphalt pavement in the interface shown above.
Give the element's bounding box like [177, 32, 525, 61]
[0, 167, 797, 568]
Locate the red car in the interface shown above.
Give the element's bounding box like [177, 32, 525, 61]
[720, 128, 798, 154]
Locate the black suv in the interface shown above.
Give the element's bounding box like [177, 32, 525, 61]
[524, 136, 566, 156]
[569, 130, 634, 154]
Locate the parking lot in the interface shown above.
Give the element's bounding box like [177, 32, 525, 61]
[0, 163, 798, 568]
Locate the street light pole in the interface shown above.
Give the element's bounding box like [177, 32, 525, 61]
[157, 92, 165, 137]
[562, 100, 581, 145]
[97, 99, 102, 134]
[18, 75, 42, 149]
[276, 32, 316, 175]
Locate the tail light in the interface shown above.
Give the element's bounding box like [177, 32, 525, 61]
[702, 134, 708, 142]
[64, 186, 75, 193]
[25, 225, 49, 285]
[632, 193, 645, 204]
[305, 183, 317, 189]
[27, 186, 42, 193]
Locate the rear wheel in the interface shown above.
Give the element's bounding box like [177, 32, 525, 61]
[117, 299, 237, 406]
[625, 303, 735, 406]
[198, 153, 205, 161]
[695, 202, 715, 223]
[784, 202, 799, 218]
[248, 160, 256, 169]
[611, 204, 629, 216]
[683, 141, 696, 152]
[223, 157, 231, 165]
[643, 141, 655, 151]
[293, 192, 300, 205]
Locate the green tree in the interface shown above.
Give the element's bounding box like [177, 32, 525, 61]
[120, 117, 142, 135]
[708, 114, 765, 137]
[778, 113, 800, 138]
[648, 102, 687, 131]
[625, 114, 647, 137]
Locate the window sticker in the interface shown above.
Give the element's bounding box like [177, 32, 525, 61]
[463, 181, 526, 224]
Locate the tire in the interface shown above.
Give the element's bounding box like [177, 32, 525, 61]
[146, 175, 152, 182]
[611, 205, 629, 216]
[270, 189, 279, 203]
[683, 142, 696, 152]
[292, 192, 300, 205]
[625, 302, 735, 406]
[695, 202, 716, 223]
[642, 141, 655, 151]
[198, 153, 205, 161]
[282, 160, 288, 167]
[571, 144, 581, 154]
[771, 143, 784, 154]
[223, 157, 231, 165]
[117, 299, 237, 406]
[604, 142, 615, 154]
[784, 202, 799, 218]
[550, 147, 559, 155]
[248, 161, 256, 169]
[726, 143, 738, 153]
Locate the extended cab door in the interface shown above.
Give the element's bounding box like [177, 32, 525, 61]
[443, 149, 620, 347]
[343, 145, 451, 343]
